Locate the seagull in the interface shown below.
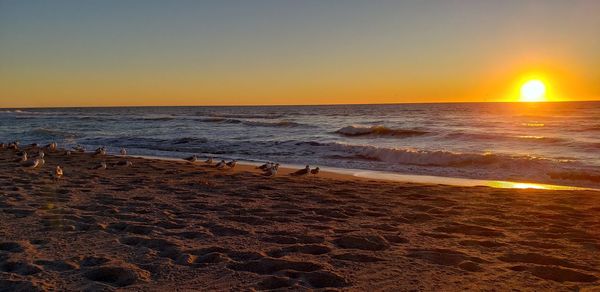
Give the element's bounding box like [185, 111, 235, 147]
[93, 162, 107, 170]
[65, 150, 72, 156]
[36, 151, 45, 159]
[226, 160, 237, 169]
[21, 158, 39, 169]
[73, 145, 86, 153]
[205, 157, 213, 165]
[15, 152, 27, 162]
[53, 166, 63, 180]
[215, 160, 226, 169]
[263, 164, 279, 177]
[36, 158, 45, 168]
[184, 155, 198, 163]
[291, 165, 310, 176]
[120, 148, 127, 156]
[311, 167, 320, 175]
[16, 150, 27, 157]
[116, 160, 133, 167]
[45, 142, 57, 152]
[30, 143, 39, 149]
[94, 146, 107, 156]
[257, 162, 273, 171]
[8, 142, 19, 151]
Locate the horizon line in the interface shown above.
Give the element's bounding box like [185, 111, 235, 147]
[2, 99, 599, 110]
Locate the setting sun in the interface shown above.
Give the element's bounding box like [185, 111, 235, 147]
[520, 80, 547, 102]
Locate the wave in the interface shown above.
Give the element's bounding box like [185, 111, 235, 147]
[198, 118, 310, 128]
[28, 128, 80, 139]
[445, 132, 568, 144]
[207, 113, 285, 119]
[198, 118, 242, 124]
[137, 116, 176, 121]
[547, 171, 600, 183]
[312, 142, 565, 169]
[335, 125, 428, 138]
[0, 109, 39, 115]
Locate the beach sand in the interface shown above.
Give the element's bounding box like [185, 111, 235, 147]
[1, 148, 599, 291]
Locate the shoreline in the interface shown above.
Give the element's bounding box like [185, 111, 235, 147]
[131, 154, 598, 191]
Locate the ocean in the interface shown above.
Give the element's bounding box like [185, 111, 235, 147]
[1, 102, 599, 188]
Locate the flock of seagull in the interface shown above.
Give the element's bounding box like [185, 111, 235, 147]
[2, 141, 63, 180]
[1, 141, 320, 179]
[0, 141, 134, 180]
[183, 154, 320, 177]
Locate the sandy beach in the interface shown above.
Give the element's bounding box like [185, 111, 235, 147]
[1, 147, 599, 291]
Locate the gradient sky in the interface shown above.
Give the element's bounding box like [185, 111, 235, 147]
[1, 0, 599, 107]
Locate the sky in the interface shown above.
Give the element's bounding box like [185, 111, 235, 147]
[0, 0, 599, 107]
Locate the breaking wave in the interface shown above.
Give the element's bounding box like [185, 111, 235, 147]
[335, 125, 428, 138]
[199, 118, 311, 128]
[316, 142, 566, 169]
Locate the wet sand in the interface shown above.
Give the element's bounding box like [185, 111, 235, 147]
[1, 148, 599, 291]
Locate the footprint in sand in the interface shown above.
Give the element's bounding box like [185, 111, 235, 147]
[510, 265, 598, 283]
[0, 261, 42, 275]
[83, 265, 150, 287]
[34, 259, 78, 272]
[267, 244, 331, 258]
[0, 279, 48, 292]
[405, 248, 486, 272]
[331, 252, 385, 263]
[0, 241, 28, 253]
[226, 255, 350, 288]
[333, 234, 390, 251]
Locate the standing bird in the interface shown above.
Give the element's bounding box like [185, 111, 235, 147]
[0, 143, 5, 150]
[226, 160, 237, 169]
[21, 158, 39, 169]
[215, 160, 226, 169]
[184, 155, 198, 163]
[310, 167, 320, 175]
[8, 141, 19, 151]
[120, 148, 127, 156]
[94, 146, 107, 156]
[15, 152, 27, 163]
[257, 162, 272, 171]
[205, 157, 213, 165]
[65, 150, 72, 156]
[53, 166, 63, 180]
[45, 142, 57, 152]
[263, 164, 279, 177]
[36, 158, 45, 168]
[291, 165, 310, 176]
[36, 151, 45, 159]
[73, 145, 86, 153]
[93, 162, 107, 170]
